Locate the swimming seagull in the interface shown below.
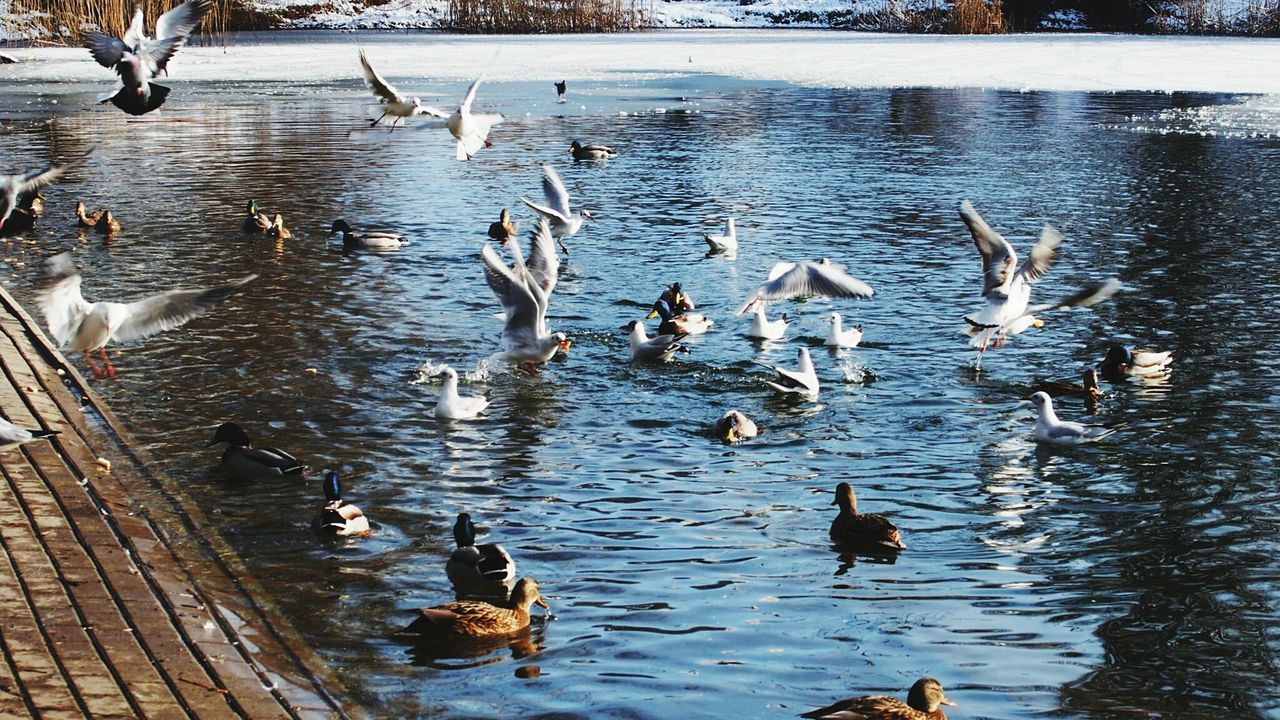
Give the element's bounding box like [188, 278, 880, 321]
[622, 320, 689, 363]
[824, 312, 862, 348]
[735, 259, 874, 315]
[480, 238, 569, 372]
[703, 217, 737, 256]
[358, 49, 447, 131]
[84, 0, 212, 115]
[1025, 391, 1119, 446]
[434, 366, 491, 421]
[521, 163, 593, 253]
[37, 253, 256, 378]
[1, 159, 77, 233]
[0, 418, 58, 453]
[746, 303, 788, 340]
[758, 347, 819, 397]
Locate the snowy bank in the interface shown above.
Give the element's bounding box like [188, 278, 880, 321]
[3, 31, 1280, 94]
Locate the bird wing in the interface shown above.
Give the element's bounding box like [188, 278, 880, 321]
[154, 0, 211, 44]
[17, 163, 70, 196]
[459, 76, 482, 113]
[1024, 277, 1121, 316]
[960, 200, 1017, 296]
[1016, 224, 1061, 284]
[751, 261, 874, 305]
[111, 274, 257, 344]
[36, 254, 93, 348]
[418, 105, 449, 119]
[481, 244, 541, 342]
[525, 218, 559, 296]
[122, 5, 145, 48]
[540, 164, 573, 218]
[358, 49, 405, 105]
[85, 32, 128, 68]
[520, 197, 569, 224]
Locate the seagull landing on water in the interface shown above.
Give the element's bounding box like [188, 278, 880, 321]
[622, 320, 690, 363]
[84, 0, 212, 115]
[758, 347, 819, 397]
[735, 259, 874, 316]
[1, 159, 75, 233]
[959, 200, 1121, 355]
[703, 217, 737, 256]
[1025, 391, 1119, 446]
[358, 49, 446, 132]
[481, 222, 569, 373]
[521, 164, 593, 253]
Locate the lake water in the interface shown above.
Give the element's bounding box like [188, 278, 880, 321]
[2, 33, 1279, 719]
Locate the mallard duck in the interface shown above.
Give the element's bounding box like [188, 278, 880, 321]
[270, 213, 291, 240]
[76, 200, 104, 227]
[657, 282, 694, 313]
[622, 320, 690, 363]
[569, 140, 617, 161]
[94, 209, 121, 235]
[1099, 345, 1172, 381]
[0, 417, 58, 453]
[1030, 368, 1102, 399]
[829, 482, 905, 550]
[435, 366, 491, 420]
[243, 200, 271, 233]
[314, 471, 370, 537]
[406, 577, 548, 639]
[206, 422, 307, 478]
[759, 347, 818, 397]
[802, 677, 955, 720]
[746, 303, 789, 340]
[1026, 391, 1118, 446]
[329, 219, 407, 252]
[711, 410, 757, 444]
[446, 512, 516, 595]
[825, 312, 863, 348]
[487, 208, 517, 243]
[648, 299, 714, 336]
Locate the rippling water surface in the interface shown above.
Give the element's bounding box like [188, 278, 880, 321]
[3, 33, 1280, 719]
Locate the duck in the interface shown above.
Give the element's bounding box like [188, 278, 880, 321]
[648, 299, 713, 336]
[554, 80, 566, 100]
[1099, 345, 1172, 381]
[329, 219, 408, 252]
[243, 200, 271, 233]
[759, 347, 818, 397]
[206, 422, 307, 478]
[435, 365, 491, 420]
[0, 417, 58, 453]
[487, 208, 517, 243]
[1030, 368, 1102, 399]
[569, 140, 617, 161]
[829, 482, 905, 550]
[623, 320, 690, 363]
[657, 282, 695, 313]
[445, 512, 516, 596]
[314, 470, 370, 537]
[703, 217, 737, 255]
[94, 209, 121, 235]
[1026, 391, 1118, 446]
[75, 200, 105, 227]
[825, 312, 863, 348]
[802, 677, 956, 720]
[746, 303, 789, 341]
[405, 577, 548, 639]
[269, 213, 291, 240]
[711, 410, 757, 444]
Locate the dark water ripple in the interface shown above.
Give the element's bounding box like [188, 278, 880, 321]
[2, 52, 1280, 719]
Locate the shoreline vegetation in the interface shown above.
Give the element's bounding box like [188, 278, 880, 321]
[1, 0, 1278, 43]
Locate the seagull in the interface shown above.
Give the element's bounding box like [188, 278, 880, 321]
[824, 312, 862, 348]
[521, 163, 593, 252]
[434, 366, 491, 420]
[746, 303, 788, 340]
[569, 140, 617, 161]
[0, 52, 18, 64]
[84, 0, 212, 116]
[480, 232, 568, 372]
[759, 347, 819, 397]
[703, 217, 737, 256]
[1025, 391, 1119, 446]
[735, 259, 874, 315]
[431, 78, 503, 160]
[1, 160, 74, 233]
[37, 253, 256, 378]
[0, 418, 58, 453]
[358, 49, 445, 131]
[554, 80, 567, 101]
[622, 320, 689, 362]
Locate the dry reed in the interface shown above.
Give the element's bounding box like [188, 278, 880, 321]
[948, 0, 1005, 33]
[445, 0, 647, 32]
[2, 0, 231, 45]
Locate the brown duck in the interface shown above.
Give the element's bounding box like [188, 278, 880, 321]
[829, 482, 905, 551]
[75, 200, 104, 227]
[1030, 369, 1102, 399]
[406, 577, 548, 639]
[802, 677, 955, 720]
[488, 208, 517, 242]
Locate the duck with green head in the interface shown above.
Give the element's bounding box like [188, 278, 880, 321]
[206, 422, 307, 479]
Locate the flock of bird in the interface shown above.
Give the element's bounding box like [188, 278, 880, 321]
[0, 7, 1180, 716]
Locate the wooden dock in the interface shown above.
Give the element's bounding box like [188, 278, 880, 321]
[0, 284, 355, 719]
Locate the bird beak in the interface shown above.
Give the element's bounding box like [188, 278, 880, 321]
[645, 309, 659, 319]
[558, 339, 572, 351]
[725, 427, 736, 443]
[1019, 396, 1033, 402]
[940, 698, 957, 708]
[535, 597, 549, 609]
[1032, 319, 1045, 328]
[205, 439, 220, 448]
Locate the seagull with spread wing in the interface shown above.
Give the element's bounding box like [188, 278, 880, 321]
[480, 222, 569, 373]
[358, 49, 446, 132]
[735, 259, 874, 315]
[521, 164, 593, 253]
[37, 253, 256, 378]
[0, 159, 74, 233]
[84, 0, 212, 115]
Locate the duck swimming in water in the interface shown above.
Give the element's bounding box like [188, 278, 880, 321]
[405, 577, 548, 639]
[1099, 345, 1172, 382]
[206, 422, 307, 478]
[329, 219, 408, 252]
[445, 512, 516, 597]
[711, 410, 757, 444]
[828, 481, 905, 550]
[1030, 368, 1103, 399]
[802, 677, 956, 720]
[569, 140, 617, 161]
[314, 471, 370, 537]
[648, 299, 713, 336]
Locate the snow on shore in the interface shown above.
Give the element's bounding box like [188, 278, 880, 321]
[3, 31, 1280, 95]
